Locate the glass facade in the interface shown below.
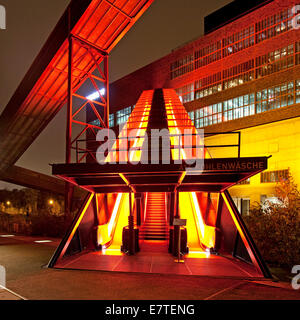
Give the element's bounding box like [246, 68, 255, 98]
[222, 26, 255, 57]
[223, 60, 255, 90]
[109, 4, 300, 133]
[170, 54, 194, 80]
[176, 39, 300, 102]
[195, 41, 222, 69]
[107, 80, 299, 131]
[261, 170, 289, 183]
[256, 7, 294, 43]
[171, 4, 298, 81]
[194, 72, 222, 99]
[194, 103, 222, 128]
[189, 80, 299, 128]
[175, 83, 194, 103]
[116, 106, 132, 125]
[109, 113, 114, 127]
[256, 82, 294, 113]
[224, 94, 255, 122]
[256, 44, 294, 78]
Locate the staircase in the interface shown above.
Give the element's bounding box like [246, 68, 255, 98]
[140, 192, 169, 240]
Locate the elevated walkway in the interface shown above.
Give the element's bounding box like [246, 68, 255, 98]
[0, 0, 153, 173]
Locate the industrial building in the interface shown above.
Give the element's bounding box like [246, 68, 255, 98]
[3, 0, 293, 279]
[104, 0, 300, 213]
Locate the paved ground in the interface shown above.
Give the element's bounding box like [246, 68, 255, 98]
[0, 234, 299, 300]
[56, 241, 260, 278]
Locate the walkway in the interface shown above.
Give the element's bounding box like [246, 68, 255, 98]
[55, 241, 260, 278]
[0, 234, 299, 300]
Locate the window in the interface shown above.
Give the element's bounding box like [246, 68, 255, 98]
[238, 178, 250, 185]
[176, 83, 194, 103]
[194, 103, 222, 128]
[256, 82, 294, 113]
[256, 8, 294, 44]
[296, 80, 300, 103]
[109, 113, 114, 127]
[295, 41, 300, 65]
[195, 41, 222, 69]
[222, 26, 255, 57]
[116, 106, 132, 125]
[261, 170, 289, 183]
[192, 79, 300, 128]
[90, 115, 114, 128]
[256, 44, 294, 78]
[169, 6, 297, 80]
[188, 111, 194, 123]
[241, 199, 250, 215]
[232, 197, 250, 215]
[195, 72, 222, 99]
[223, 60, 255, 90]
[170, 54, 194, 79]
[223, 93, 255, 122]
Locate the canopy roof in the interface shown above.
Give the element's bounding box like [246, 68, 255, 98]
[52, 157, 268, 193]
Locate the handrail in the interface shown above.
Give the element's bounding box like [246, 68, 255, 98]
[103, 193, 123, 248]
[74, 131, 242, 163]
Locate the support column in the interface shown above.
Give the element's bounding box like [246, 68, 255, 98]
[128, 192, 135, 255]
[213, 193, 223, 253]
[104, 55, 109, 128]
[65, 35, 73, 219]
[172, 190, 181, 257]
[135, 192, 142, 226]
[169, 192, 175, 226]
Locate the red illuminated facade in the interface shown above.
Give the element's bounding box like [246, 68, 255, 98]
[0, 0, 275, 280]
[107, 0, 300, 131]
[102, 0, 300, 213]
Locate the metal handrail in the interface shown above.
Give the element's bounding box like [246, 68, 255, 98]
[74, 131, 241, 163]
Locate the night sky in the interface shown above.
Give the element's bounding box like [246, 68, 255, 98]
[0, 0, 232, 189]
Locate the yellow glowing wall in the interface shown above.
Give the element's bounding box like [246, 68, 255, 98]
[179, 192, 215, 250]
[205, 117, 300, 206]
[97, 193, 131, 249]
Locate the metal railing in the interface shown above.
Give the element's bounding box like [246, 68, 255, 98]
[74, 131, 241, 163]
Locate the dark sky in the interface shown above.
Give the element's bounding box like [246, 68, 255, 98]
[0, 0, 232, 189]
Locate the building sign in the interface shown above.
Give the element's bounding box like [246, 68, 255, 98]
[203, 158, 267, 172]
[173, 218, 187, 226]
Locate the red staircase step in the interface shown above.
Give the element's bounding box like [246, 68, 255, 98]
[140, 192, 169, 241]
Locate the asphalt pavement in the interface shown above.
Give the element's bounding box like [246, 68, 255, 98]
[0, 234, 299, 300]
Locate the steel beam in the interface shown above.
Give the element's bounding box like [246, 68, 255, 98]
[0, 165, 86, 198]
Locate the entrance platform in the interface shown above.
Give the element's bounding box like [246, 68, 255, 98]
[49, 89, 271, 279]
[54, 240, 261, 279]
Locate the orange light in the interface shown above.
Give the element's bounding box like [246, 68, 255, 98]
[179, 192, 216, 250]
[49, 199, 54, 205]
[191, 192, 205, 237]
[105, 90, 153, 164]
[57, 193, 94, 262]
[162, 89, 215, 250]
[163, 89, 206, 161]
[99, 248, 123, 256]
[104, 193, 131, 250]
[107, 193, 122, 237]
[186, 251, 210, 259]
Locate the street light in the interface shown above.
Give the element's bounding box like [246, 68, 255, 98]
[49, 199, 54, 205]
[6, 201, 10, 206]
